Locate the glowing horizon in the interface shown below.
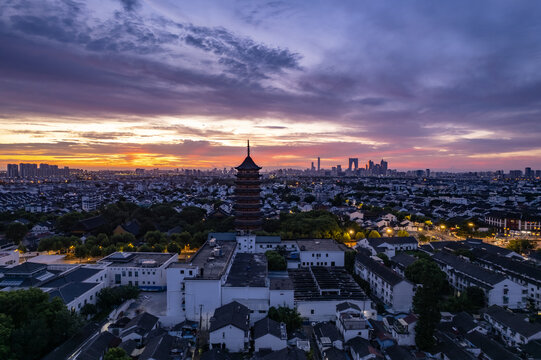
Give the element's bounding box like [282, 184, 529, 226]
[1, 1, 540, 172]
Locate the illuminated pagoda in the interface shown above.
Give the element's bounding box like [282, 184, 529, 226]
[234, 140, 262, 233]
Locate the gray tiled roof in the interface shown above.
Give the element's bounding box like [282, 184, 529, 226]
[355, 253, 405, 286]
[210, 301, 250, 332]
[253, 317, 283, 340]
[484, 305, 541, 338]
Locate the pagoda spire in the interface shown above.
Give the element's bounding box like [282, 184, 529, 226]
[247, 140, 250, 156]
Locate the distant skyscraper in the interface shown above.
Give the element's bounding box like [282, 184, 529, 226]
[234, 141, 262, 233]
[368, 160, 375, 172]
[19, 163, 37, 177]
[337, 165, 342, 172]
[380, 159, 388, 175]
[7, 164, 18, 178]
[348, 158, 358, 171]
[311, 162, 315, 171]
[525, 167, 533, 178]
[317, 157, 321, 172]
[426, 168, 430, 178]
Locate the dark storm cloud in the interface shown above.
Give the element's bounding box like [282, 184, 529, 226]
[1, 0, 541, 166]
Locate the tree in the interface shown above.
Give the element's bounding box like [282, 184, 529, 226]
[105, 348, 131, 360]
[506, 239, 534, 254]
[304, 195, 316, 203]
[167, 242, 181, 254]
[74, 244, 88, 258]
[144, 231, 166, 246]
[345, 250, 356, 274]
[265, 251, 287, 271]
[406, 259, 448, 351]
[56, 212, 85, 233]
[396, 230, 409, 237]
[268, 306, 302, 334]
[179, 206, 206, 225]
[354, 231, 365, 240]
[80, 303, 97, 317]
[0, 288, 82, 360]
[368, 230, 381, 238]
[6, 222, 28, 243]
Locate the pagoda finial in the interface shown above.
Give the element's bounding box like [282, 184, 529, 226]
[247, 139, 250, 157]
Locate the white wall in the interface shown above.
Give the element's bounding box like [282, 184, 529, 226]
[391, 281, 414, 313]
[270, 289, 294, 308]
[185, 279, 221, 328]
[299, 251, 344, 267]
[488, 279, 526, 309]
[222, 286, 270, 324]
[255, 334, 287, 352]
[209, 325, 246, 352]
[297, 300, 374, 322]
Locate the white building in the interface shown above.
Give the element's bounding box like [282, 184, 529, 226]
[483, 305, 541, 346]
[384, 314, 417, 346]
[253, 317, 287, 352]
[432, 252, 527, 309]
[357, 237, 418, 258]
[209, 301, 250, 353]
[297, 239, 345, 267]
[98, 252, 177, 291]
[335, 302, 370, 341]
[355, 253, 414, 313]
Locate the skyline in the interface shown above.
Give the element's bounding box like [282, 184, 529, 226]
[1, 1, 541, 171]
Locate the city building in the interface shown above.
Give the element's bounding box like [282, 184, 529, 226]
[7, 164, 18, 178]
[432, 251, 527, 309]
[209, 301, 250, 353]
[354, 253, 414, 313]
[98, 252, 177, 291]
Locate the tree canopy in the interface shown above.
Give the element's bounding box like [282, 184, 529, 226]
[0, 288, 82, 360]
[268, 306, 302, 334]
[265, 250, 287, 271]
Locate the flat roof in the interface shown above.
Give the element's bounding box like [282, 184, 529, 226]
[296, 239, 345, 252]
[288, 267, 367, 301]
[189, 241, 236, 280]
[225, 253, 268, 287]
[270, 277, 294, 290]
[99, 252, 176, 268]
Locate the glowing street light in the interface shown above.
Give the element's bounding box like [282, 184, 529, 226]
[468, 222, 474, 227]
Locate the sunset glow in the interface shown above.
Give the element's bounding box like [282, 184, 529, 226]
[1, 1, 540, 170]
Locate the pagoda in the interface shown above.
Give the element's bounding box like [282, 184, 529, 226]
[234, 140, 262, 233]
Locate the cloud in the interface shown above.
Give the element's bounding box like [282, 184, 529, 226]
[0, 0, 540, 169]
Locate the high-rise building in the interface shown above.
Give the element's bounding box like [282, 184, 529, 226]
[348, 158, 358, 171]
[337, 165, 342, 172]
[525, 167, 533, 178]
[509, 170, 522, 178]
[426, 168, 430, 178]
[380, 159, 388, 175]
[135, 168, 145, 175]
[234, 141, 262, 233]
[19, 163, 38, 177]
[311, 162, 315, 171]
[7, 164, 18, 178]
[317, 157, 321, 172]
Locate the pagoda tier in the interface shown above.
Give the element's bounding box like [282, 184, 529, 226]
[234, 141, 262, 232]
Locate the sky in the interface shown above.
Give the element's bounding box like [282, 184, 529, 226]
[1, 0, 541, 171]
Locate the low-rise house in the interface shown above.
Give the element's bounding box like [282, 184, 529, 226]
[253, 317, 287, 352]
[390, 253, 416, 277]
[357, 237, 418, 258]
[355, 253, 414, 313]
[322, 348, 348, 360]
[464, 330, 520, 360]
[209, 301, 250, 353]
[120, 312, 160, 344]
[433, 251, 527, 309]
[313, 322, 343, 353]
[257, 347, 307, 360]
[336, 302, 370, 341]
[384, 314, 417, 346]
[482, 305, 541, 346]
[346, 337, 380, 360]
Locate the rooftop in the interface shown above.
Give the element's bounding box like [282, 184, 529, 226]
[225, 253, 268, 287]
[189, 240, 236, 280]
[356, 253, 406, 286]
[296, 239, 345, 252]
[99, 252, 176, 268]
[288, 267, 366, 301]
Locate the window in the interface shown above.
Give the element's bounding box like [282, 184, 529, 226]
[135, 271, 138, 277]
[122, 271, 126, 276]
[128, 271, 132, 277]
[311, 309, 315, 314]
